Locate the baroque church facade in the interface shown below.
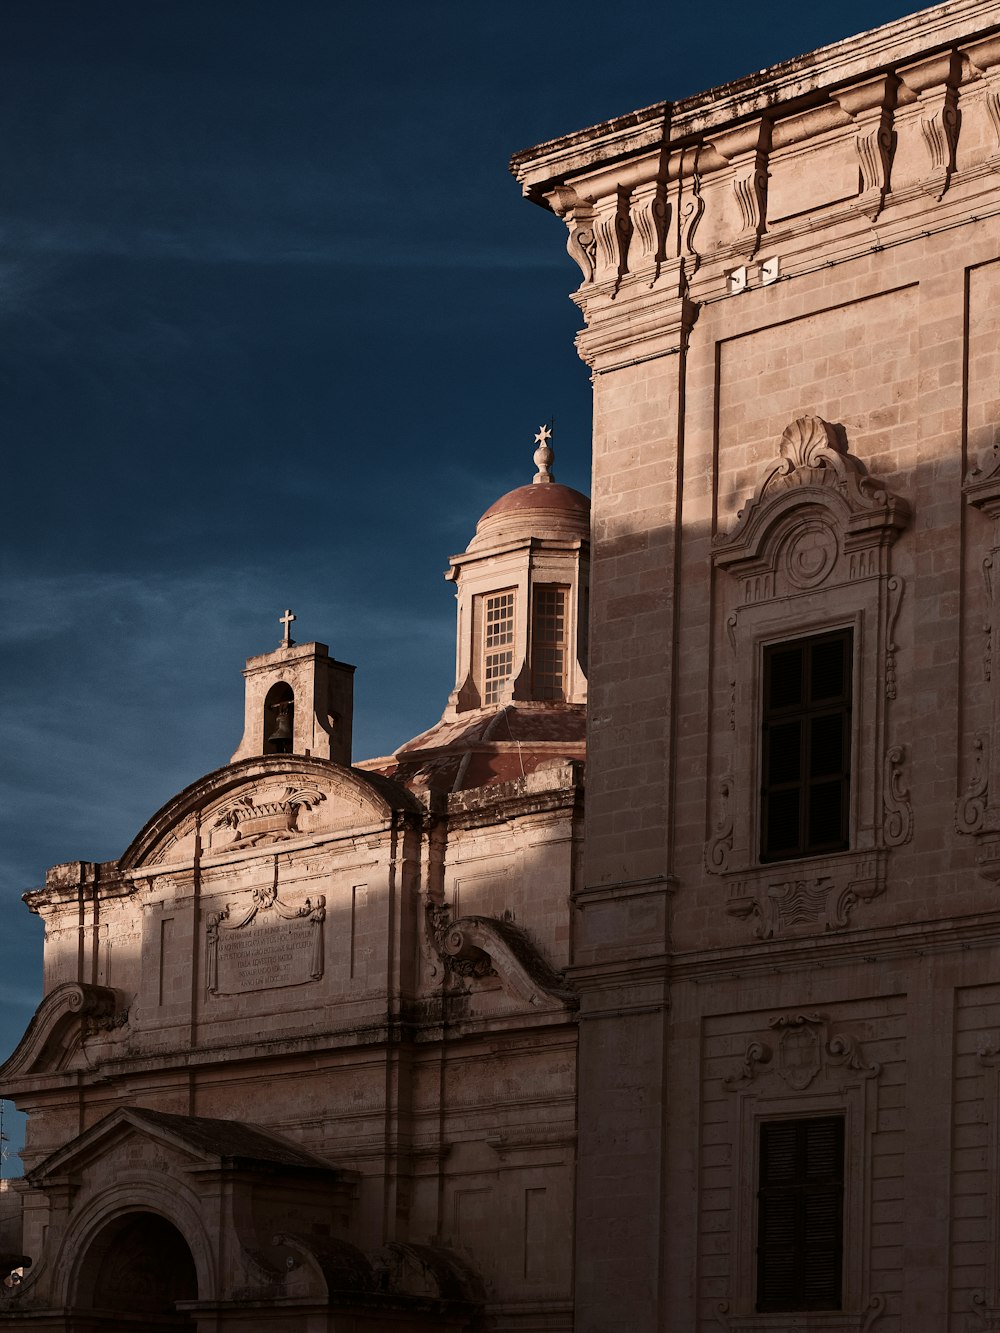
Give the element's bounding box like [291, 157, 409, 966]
[6, 0, 1000, 1328]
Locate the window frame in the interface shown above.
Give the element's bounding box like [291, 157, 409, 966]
[476, 587, 517, 707]
[530, 583, 570, 702]
[760, 628, 854, 864]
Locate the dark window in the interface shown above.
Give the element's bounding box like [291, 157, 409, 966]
[757, 1116, 844, 1312]
[761, 630, 852, 862]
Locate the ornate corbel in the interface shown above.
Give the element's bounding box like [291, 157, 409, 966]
[956, 734, 989, 835]
[707, 119, 771, 258]
[629, 177, 669, 277]
[963, 35, 1000, 163]
[545, 185, 597, 285]
[592, 186, 633, 288]
[898, 51, 962, 201]
[834, 75, 898, 220]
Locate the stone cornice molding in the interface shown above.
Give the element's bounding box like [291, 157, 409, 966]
[515, 8, 1000, 350]
[511, 2, 1000, 200]
[0, 982, 120, 1087]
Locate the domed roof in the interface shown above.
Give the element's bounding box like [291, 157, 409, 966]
[466, 425, 590, 550]
[479, 481, 590, 523]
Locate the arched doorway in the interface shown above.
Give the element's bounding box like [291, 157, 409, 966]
[73, 1211, 198, 1330]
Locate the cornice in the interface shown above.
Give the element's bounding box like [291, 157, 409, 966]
[511, 0, 1000, 201]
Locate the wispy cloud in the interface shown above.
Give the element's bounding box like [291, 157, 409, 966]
[0, 217, 566, 273]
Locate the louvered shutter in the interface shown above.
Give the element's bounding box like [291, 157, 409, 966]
[757, 1117, 844, 1311]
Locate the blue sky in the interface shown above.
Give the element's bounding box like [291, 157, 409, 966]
[0, 0, 921, 1169]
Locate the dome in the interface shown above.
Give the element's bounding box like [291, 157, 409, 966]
[478, 482, 590, 524]
[465, 427, 590, 552]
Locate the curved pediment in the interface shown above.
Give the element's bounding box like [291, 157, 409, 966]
[713, 416, 910, 576]
[439, 915, 578, 1014]
[0, 983, 123, 1087]
[120, 755, 422, 872]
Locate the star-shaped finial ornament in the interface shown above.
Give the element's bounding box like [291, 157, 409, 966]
[534, 424, 553, 447]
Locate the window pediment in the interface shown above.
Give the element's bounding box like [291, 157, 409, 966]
[713, 417, 910, 581]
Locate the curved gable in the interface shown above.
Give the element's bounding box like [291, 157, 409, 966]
[120, 755, 422, 872]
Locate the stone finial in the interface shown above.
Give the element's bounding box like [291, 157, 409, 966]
[279, 608, 296, 648]
[533, 423, 555, 485]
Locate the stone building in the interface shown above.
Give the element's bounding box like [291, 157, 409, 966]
[510, 0, 1000, 1329]
[0, 439, 588, 1330]
[6, 0, 1000, 1328]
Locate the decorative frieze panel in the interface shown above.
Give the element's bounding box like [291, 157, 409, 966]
[724, 852, 886, 939]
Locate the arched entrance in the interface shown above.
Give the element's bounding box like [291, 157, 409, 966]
[73, 1210, 198, 1330]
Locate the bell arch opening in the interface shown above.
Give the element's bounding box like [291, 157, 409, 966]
[263, 680, 295, 754]
[72, 1210, 198, 1330]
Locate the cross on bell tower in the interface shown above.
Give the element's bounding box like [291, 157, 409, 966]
[230, 615, 356, 766]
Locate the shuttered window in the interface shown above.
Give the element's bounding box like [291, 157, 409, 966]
[756, 1116, 844, 1312]
[761, 630, 852, 862]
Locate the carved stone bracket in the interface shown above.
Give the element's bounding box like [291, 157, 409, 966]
[957, 734, 990, 835]
[546, 185, 598, 286]
[629, 177, 669, 278]
[899, 51, 962, 200]
[706, 775, 735, 873]
[882, 744, 913, 847]
[834, 75, 898, 220]
[707, 119, 772, 258]
[964, 35, 1000, 164]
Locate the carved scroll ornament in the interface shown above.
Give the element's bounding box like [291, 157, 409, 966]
[725, 1012, 880, 1093]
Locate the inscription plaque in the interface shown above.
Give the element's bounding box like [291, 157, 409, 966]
[216, 915, 313, 994]
[206, 886, 325, 995]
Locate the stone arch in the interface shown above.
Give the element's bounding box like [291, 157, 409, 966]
[51, 1174, 215, 1313]
[71, 1210, 198, 1330]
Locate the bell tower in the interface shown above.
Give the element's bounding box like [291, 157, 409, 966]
[230, 610, 355, 765]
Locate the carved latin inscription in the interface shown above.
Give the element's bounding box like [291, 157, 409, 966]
[214, 913, 317, 994]
[206, 877, 325, 995]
